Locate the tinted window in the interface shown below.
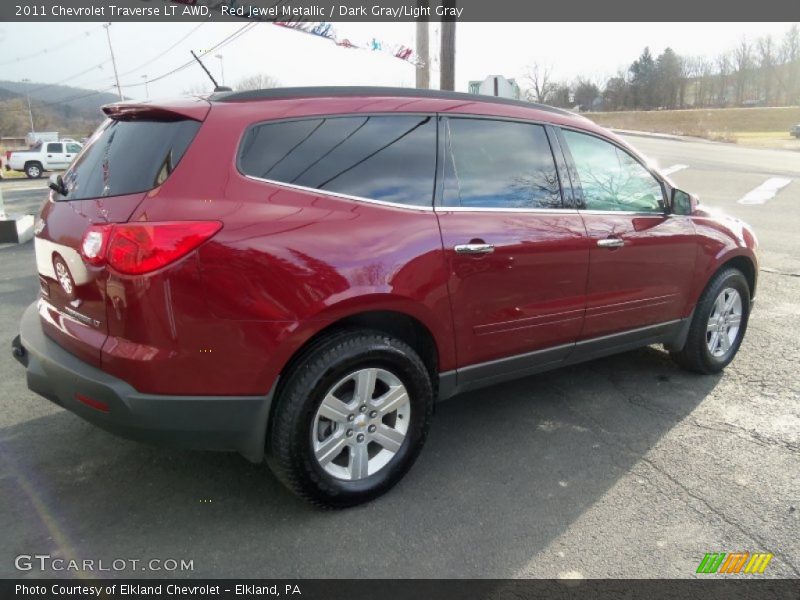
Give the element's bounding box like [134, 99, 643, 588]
[442, 118, 561, 209]
[47, 143, 63, 153]
[66, 143, 82, 153]
[239, 115, 436, 206]
[562, 130, 664, 213]
[59, 118, 200, 201]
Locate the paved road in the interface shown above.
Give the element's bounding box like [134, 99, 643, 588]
[0, 137, 798, 579]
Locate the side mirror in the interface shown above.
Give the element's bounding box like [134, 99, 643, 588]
[48, 174, 67, 197]
[671, 188, 698, 215]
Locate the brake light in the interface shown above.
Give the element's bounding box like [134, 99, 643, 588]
[80, 221, 222, 275]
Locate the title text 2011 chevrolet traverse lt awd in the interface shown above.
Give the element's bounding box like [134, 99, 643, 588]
[12, 88, 757, 507]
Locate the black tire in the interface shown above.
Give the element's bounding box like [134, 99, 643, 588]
[670, 268, 751, 374]
[267, 330, 434, 508]
[25, 162, 43, 179]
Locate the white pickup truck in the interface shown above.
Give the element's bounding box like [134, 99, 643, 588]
[5, 140, 83, 178]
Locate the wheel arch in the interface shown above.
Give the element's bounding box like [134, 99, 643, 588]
[278, 308, 441, 397]
[721, 254, 757, 300]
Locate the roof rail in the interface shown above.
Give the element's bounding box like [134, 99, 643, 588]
[209, 86, 573, 116]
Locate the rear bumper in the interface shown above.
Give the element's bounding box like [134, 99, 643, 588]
[13, 302, 275, 462]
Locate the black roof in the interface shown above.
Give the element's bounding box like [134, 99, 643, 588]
[210, 86, 573, 116]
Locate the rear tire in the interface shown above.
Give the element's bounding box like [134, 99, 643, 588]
[670, 268, 750, 374]
[25, 162, 42, 179]
[267, 330, 434, 508]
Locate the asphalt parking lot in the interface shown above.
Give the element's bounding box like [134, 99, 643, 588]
[0, 134, 798, 579]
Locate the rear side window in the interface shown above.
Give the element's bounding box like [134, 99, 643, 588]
[239, 115, 436, 207]
[442, 118, 562, 209]
[60, 118, 201, 201]
[47, 143, 63, 153]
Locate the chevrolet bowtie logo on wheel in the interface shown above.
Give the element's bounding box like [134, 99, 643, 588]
[696, 552, 774, 574]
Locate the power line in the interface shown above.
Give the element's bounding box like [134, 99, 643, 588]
[23, 61, 112, 96]
[0, 21, 258, 115]
[0, 26, 103, 67]
[119, 22, 258, 89]
[118, 23, 206, 78]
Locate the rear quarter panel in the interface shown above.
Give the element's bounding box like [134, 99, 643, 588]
[125, 97, 456, 395]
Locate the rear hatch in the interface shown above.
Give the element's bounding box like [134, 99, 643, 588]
[34, 99, 208, 366]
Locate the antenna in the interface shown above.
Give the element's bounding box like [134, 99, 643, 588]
[190, 50, 232, 92]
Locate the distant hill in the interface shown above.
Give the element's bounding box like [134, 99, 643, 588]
[0, 80, 121, 117]
[0, 81, 121, 141]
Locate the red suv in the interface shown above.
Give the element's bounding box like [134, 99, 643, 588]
[12, 87, 757, 507]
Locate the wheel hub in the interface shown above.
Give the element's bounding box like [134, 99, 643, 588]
[311, 367, 411, 481]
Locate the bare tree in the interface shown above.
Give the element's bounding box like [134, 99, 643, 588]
[716, 52, 732, 106]
[183, 82, 213, 95]
[524, 63, 554, 103]
[235, 73, 280, 92]
[696, 57, 714, 107]
[781, 25, 800, 104]
[757, 35, 776, 105]
[733, 38, 751, 105]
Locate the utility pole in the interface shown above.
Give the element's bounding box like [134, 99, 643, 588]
[142, 74, 149, 99]
[103, 23, 123, 100]
[21, 78, 35, 134]
[439, 0, 456, 91]
[215, 54, 225, 86]
[415, 0, 429, 89]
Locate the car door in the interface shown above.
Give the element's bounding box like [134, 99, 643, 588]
[558, 128, 696, 341]
[44, 142, 67, 170]
[435, 117, 590, 387]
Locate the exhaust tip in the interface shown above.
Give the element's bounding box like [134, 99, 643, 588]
[11, 334, 27, 366]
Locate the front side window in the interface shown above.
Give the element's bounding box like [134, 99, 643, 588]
[66, 143, 82, 153]
[561, 129, 664, 213]
[239, 115, 436, 207]
[47, 143, 63, 153]
[442, 118, 562, 209]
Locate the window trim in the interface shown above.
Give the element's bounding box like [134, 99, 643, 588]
[434, 115, 574, 213]
[235, 112, 439, 211]
[556, 125, 669, 216]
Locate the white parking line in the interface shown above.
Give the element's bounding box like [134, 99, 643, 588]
[738, 177, 792, 205]
[661, 164, 689, 175]
[5, 186, 47, 192]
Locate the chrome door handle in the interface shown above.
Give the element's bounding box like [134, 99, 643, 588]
[455, 243, 495, 255]
[597, 238, 625, 249]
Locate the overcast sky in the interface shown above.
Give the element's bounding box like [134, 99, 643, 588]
[0, 22, 796, 100]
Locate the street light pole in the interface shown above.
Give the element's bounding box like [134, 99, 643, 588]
[103, 23, 123, 100]
[142, 74, 149, 99]
[215, 54, 225, 86]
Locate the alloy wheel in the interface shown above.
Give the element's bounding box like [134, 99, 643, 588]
[311, 367, 410, 481]
[706, 287, 743, 358]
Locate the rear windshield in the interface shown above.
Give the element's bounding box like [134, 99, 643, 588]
[59, 118, 200, 201]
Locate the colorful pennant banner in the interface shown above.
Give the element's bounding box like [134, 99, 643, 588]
[273, 21, 422, 66]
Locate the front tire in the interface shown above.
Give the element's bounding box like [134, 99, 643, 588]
[267, 330, 434, 508]
[670, 268, 751, 374]
[25, 162, 42, 179]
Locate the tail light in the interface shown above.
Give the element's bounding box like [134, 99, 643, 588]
[5, 151, 11, 161]
[80, 221, 222, 275]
